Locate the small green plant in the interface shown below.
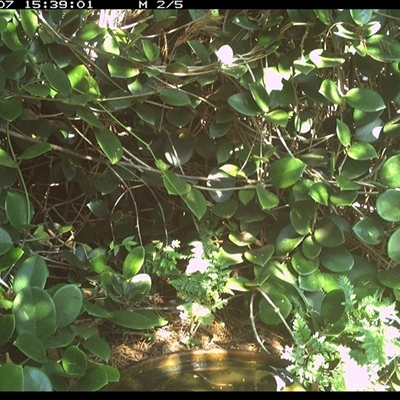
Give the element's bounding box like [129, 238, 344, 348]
[281, 276, 400, 391]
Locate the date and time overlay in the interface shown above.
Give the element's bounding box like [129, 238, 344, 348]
[0, 1, 185, 9]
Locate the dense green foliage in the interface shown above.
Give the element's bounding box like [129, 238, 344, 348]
[1, 8, 400, 391]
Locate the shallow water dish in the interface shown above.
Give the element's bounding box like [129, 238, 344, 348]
[105, 349, 291, 391]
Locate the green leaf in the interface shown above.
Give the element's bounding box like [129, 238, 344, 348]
[23, 366, 52, 391]
[182, 188, 207, 220]
[377, 189, 400, 222]
[123, 274, 151, 302]
[107, 57, 139, 78]
[321, 289, 345, 324]
[227, 92, 261, 116]
[24, 83, 50, 98]
[302, 235, 322, 259]
[248, 82, 269, 112]
[44, 332, 75, 349]
[344, 88, 385, 112]
[41, 63, 72, 95]
[70, 324, 98, 340]
[160, 89, 191, 106]
[244, 244, 275, 267]
[377, 266, 400, 289]
[20, 9, 38, 39]
[290, 207, 311, 235]
[319, 246, 354, 272]
[84, 335, 110, 363]
[0, 314, 15, 347]
[94, 128, 123, 165]
[319, 79, 343, 104]
[0, 227, 13, 256]
[13, 255, 48, 294]
[109, 309, 164, 330]
[62, 346, 87, 376]
[264, 110, 289, 126]
[269, 158, 306, 189]
[309, 182, 330, 206]
[2, 22, 28, 50]
[380, 154, 400, 188]
[366, 34, 400, 62]
[309, 49, 345, 68]
[164, 136, 194, 167]
[5, 190, 34, 229]
[350, 9, 373, 25]
[259, 293, 292, 325]
[275, 224, 304, 256]
[162, 170, 191, 195]
[313, 217, 345, 247]
[12, 287, 57, 341]
[76, 106, 103, 129]
[83, 300, 112, 318]
[388, 227, 400, 263]
[354, 118, 382, 142]
[0, 363, 23, 391]
[13, 333, 48, 363]
[313, 9, 332, 24]
[141, 39, 160, 62]
[73, 366, 108, 391]
[98, 365, 120, 383]
[123, 246, 145, 279]
[255, 185, 279, 210]
[347, 142, 377, 160]
[0, 97, 22, 121]
[187, 39, 210, 64]
[330, 190, 358, 206]
[0, 148, 17, 168]
[19, 143, 51, 160]
[211, 199, 238, 218]
[53, 284, 83, 328]
[298, 271, 325, 292]
[291, 250, 319, 276]
[352, 217, 384, 245]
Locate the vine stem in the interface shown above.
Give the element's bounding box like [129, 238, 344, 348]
[249, 291, 271, 354]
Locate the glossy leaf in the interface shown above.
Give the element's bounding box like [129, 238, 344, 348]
[206, 169, 235, 203]
[313, 217, 345, 248]
[109, 309, 165, 330]
[0, 226, 13, 256]
[123, 246, 145, 279]
[211, 199, 238, 218]
[319, 246, 354, 272]
[388, 228, 400, 263]
[275, 224, 304, 256]
[0, 97, 22, 121]
[264, 110, 289, 126]
[319, 79, 342, 104]
[344, 88, 385, 112]
[83, 300, 112, 319]
[5, 190, 34, 229]
[20, 9, 38, 39]
[164, 136, 194, 167]
[62, 346, 87, 376]
[377, 266, 400, 289]
[13, 333, 48, 363]
[354, 118, 382, 142]
[309, 49, 345, 68]
[321, 289, 345, 324]
[255, 185, 279, 210]
[0, 148, 17, 168]
[87, 199, 109, 218]
[23, 366, 52, 392]
[249, 82, 269, 112]
[74, 367, 108, 391]
[330, 190, 358, 206]
[227, 92, 261, 116]
[238, 189, 255, 205]
[244, 244, 275, 267]
[182, 188, 207, 220]
[19, 143, 51, 160]
[259, 293, 292, 325]
[290, 207, 311, 236]
[366, 34, 400, 62]
[350, 9, 372, 25]
[12, 287, 57, 341]
[41, 63, 72, 95]
[53, 284, 83, 328]
[291, 251, 319, 276]
[269, 157, 306, 188]
[380, 154, 400, 188]
[298, 270, 325, 292]
[0, 314, 15, 347]
[84, 335, 110, 363]
[162, 170, 191, 195]
[0, 363, 23, 391]
[301, 235, 322, 259]
[107, 57, 139, 78]
[187, 39, 210, 64]
[94, 128, 123, 165]
[309, 182, 330, 206]
[142, 39, 160, 62]
[353, 217, 385, 245]
[377, 189, 400, 222]
[13, 254, 48, 294]
[336, 119, 351, 147]
[160, 89, 191, 106]
[123, 274, 151, 302]
[347, 142, 377, 160]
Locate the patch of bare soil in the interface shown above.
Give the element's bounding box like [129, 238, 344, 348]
[104, 298, 292, 370]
